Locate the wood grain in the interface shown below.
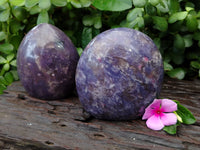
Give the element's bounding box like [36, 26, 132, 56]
[0, 77, 199, 150]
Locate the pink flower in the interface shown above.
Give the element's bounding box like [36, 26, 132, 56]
[142, 99, 178, 130]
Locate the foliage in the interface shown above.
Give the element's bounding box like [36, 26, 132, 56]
[163, 100, 196, 135]
[0, 0, 200, 93]
[124, 0, 200, 80]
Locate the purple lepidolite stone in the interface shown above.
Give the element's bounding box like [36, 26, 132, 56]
[75, 28, 164, 120]
[17, 23, 79, 100]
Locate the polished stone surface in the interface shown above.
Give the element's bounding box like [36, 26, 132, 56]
[76, 28, 164, 120]
[17, 23, 79, 100]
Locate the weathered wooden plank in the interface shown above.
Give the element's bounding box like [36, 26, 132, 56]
[0, 78, 199, 150]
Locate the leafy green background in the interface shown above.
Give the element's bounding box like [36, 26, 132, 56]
[0, 0, 200, 94]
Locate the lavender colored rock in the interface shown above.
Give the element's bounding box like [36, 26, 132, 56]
[17, 23, 79, 100]
[75, 28, 164, 120]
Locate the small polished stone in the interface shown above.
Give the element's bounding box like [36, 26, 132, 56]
[17, 23, 79, 100]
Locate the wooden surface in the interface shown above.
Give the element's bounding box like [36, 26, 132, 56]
[0, 77, 199, 150]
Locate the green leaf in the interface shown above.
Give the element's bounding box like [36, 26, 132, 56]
[173, 34, 185, 51]
[4, 72, 14, 85]
[125, 20, 137, 28]
[77, 47, 83, 56]
[0, 0, 7, 5]
[163, 123, 179, 135]
[0, 9, 10, 22]
[152, 16, 168, 31]
[183, 35, 193, 48]
[0, 43, 14, 54]
[125, 16, 144, 28]
[3, 63, 10, 71]
[10, 60, 17, 67]
[0, 83, 7, 94]
[70, 0, 81, 8]
[25, 0, 39, 7]
[133, 0, 147, 8]
[0, 5, 6, 12]
[167, 68, 185, 80]
[176, 103, 196, 124]
[70, 0, 91, 8]
[186, 7, 194, 12]
[0, 56, 6, 64]
[0, 31, 6, 41]
[127, 8, 143, 22]
[164, 61, 173, 71]
[168, 0, 180, 14]
[0, 76, 9, 86]
[6, 54, 15, 62]
[39, 0, 51, 9]
[51, 0, 67, 7]
[94, 20, 101, 29]
[149, 0, 159, 6]
[156, 0, 169, 13]
[83, 15, 94, 26]
[37, 10, 49, 24]
[92, 0, 132, 11]
[70, 0, 92, 8]
[168, 11, 188, 24]
[137, 16, 144, 28]
[197, 12, 200, 18]
[186, 15, 198, 32]
[12, 6, 28, 21]
[185, 2, 195, 12]
[190, 61, 200, 69]
[153, 38, 160, 49]
[145, 3, 157, 16]
[163, 53, 171, 63]
[10, 70, 19, 80]
[159, 0, 167, 8]
[80, 0, 92, 7]
[10, 35, 23, 49]
[9, 0, 25, 6]
[197, 19, 200, 30]
[82, 13, 101, 29]
[82, 27, 92, 49]
[93, 14, 102, 29]
[29, 5, 41, 15]
[10, 20, 21, 33]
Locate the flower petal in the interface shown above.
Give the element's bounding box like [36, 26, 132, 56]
[146, 115, 164, 130]
[161, 99, 177, 112]
[142, 99, 162, 120]
[150, 99, 162, 109]
[142, 106, 154, 120]
[161, 113, 177, 126]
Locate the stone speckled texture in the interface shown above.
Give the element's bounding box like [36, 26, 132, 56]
[17, 23, 79, 100]
[76, 28, 164, 120]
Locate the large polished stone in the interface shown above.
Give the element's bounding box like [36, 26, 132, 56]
[76, 28, 164, 120]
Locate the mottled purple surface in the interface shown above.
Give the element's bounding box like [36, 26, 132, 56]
[17, 23, 79, 100]
[76, 28, 164, 120]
